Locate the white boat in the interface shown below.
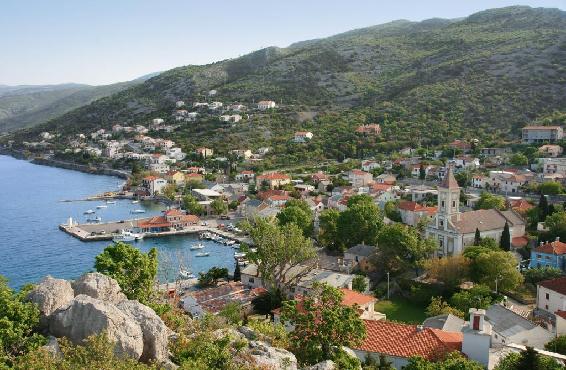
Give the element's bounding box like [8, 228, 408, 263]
[83, 209, 95, 215]
[131, 200, 139, 204]
[86, 216, 102, 223]
[113, 230, 144, 242]
[130, 209, 146, 214]
[96, 205, 108, 209]
[234, 252, 246, 258]
[200, 232, 212, 239]
[190, 243, 205, 250]
[232, 244, 240, 249]
[106, 200, 116, 204]
[178, 269, 195, 279]
[195, 252, 210, 257]
[225, 240, 236, 246]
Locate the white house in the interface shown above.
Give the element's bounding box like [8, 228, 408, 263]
[543, 157, 566, 176]
[362, 160, 381, 172]
[142, 176, 167, 195]
[209, 101, 223, 110]
[152, 118, 164, 125]
[522, 126, 564, 144]
[537, 277, 566, 316]
[175, 101, 185, 108]
[348, 169, 374, 187]
[257, 100, 276, 110]
[293, 131, 313, 143]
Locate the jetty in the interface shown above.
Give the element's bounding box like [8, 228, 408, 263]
[59, 217, 251, 244]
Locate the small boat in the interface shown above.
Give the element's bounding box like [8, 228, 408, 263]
[195, 252, 210, 257]
[190, 243, 205, 250]
[83, 209, 95, 215]
[113, 230, 136, 242]
[131, 200, 140, 204]
[232, 244, 240, 249]
[106, 200, 116, 204]
[130, 209, 146, 214]
[86, 216, 102, 223]
[234, 252, 246, 258]
[179, 269, 195, 279]
[225, 240, 236, 246]
[96, 205, 108, 209]
[200, 232, 212, 239]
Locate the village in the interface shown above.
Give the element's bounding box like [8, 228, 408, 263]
[8, 93, 566, 369]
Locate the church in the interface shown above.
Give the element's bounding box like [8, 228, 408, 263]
[425, 167, 526, 256]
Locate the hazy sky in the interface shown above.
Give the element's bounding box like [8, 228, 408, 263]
[1, 0, 565, 86]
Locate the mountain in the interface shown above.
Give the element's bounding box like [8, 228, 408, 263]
[8, 6, 566, 159]
[0, 79, 152, 133]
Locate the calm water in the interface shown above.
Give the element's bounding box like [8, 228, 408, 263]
[0, 155, 236, 289]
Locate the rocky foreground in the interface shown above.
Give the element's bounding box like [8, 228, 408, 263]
[26, 273, 338, 369]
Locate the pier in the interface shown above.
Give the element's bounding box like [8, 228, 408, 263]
[59, 217, 251, 244]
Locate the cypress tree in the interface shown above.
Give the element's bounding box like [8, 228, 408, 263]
[500, 221, 511, 251]
[539, 193, 549, 221]
[233, 263, 241, 282]
[474, 228, 481, 246]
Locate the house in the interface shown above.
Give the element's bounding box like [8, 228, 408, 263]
[508, 198, 534, 215]
[352, 320, 463, 369]
[425, 167, 526, 257]
[208, 89, 217, 96]
[448, 156, 480, 170]
[486, 171, 527, 193]
[536, 277, 566, 316]
[266, 194, 290, 207]
[406, 185, 438, 202]
[522, 126, 564, 144]
[209, 101, 223, 110]
[481, 147, 512, 157]
[175, 100, 185, 108]
[362, 160, 381, 172]
[542, 158, 566, 176]
[220, 114, 242, 123]
[293, 131, 313, 143]
[257, 100, 276, 110]
[472, 175, 488, 189]
[375, 173, 396, 185]
[529, 239, 566, 271]
[181, 281, 265, 318]
[256, 172, 291, 189]
[311, 171, 330, 184]
[485, 304, 553, 349]
[142, 176, 167, 195]
[191, 188, 222, 201]
[166, 147, 186, 161]
[344, 244, 376, 272]
[229, 149, 252, 159]
[166, 171, 185, 186]
[186, 166, 205, 174]
[355, 124, 381, 135]
[398, 201, 437, 227]
[235, 170, 255, 182]
[184, 173, 203, 183]
[348, 169, 373, 187]
[152, 118, 164, 125]
[423, 314, 466, 332]
[449, 139, 472, 152]
[186, 112, 198, 122]
[539, 144, 564, 158]
[137, 209, 199, 233]
[149, 163, 170, 174]
[196, 147, 213, 159]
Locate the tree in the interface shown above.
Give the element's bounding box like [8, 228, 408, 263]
[545, 335, 566, 355]
[539, 181, 563, 195]
[544, 211, 566, 241]
[277, 200, 313, 237]
[281, 283, 366, 365]
[198, 267, 229, 287]
[524, 267, 562, 285]
[375, 224, 437, 275]
[404, 352, 483, 370]
[479, 237, 499, 250]
[352, 275, 368, 293]
[337, 196, 384, 250]
[219, 302, 242, 325]
[162, 183, 177, 201]
[510, 153, 528, 166]
[94, 242, 158, 303]
[318, 209, 340, 251]
[500, 222, 511, 251]
[211, 198, 228, 215]
[424, 255, 470, 289]
[252, 289, 283, 317]
[419, 164, 426, 180]
[475, 192, 506, 210]
[182, 195, 204, 215]
[450, 285, 496, 315]
[539, 193, 550, 221]
[474, 251, 524, 292]
[246, 218, 317, 291]
[426, 297, 464, 318]
[0, 277, 45, 367]
[383, 201, 402, 222]
[233, 263, 241, 282]
[474, 228, 481, 246]
[495, 346, 563, 370]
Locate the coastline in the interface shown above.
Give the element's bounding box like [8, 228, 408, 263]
[0, 149, 130, 179]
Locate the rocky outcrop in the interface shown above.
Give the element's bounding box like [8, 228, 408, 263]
[303, 360, 336, 370]
[248, 340, 298, 370]
[27, 276, 74, 328]
[117, 300, 173, 363]
[49, 295, 144, 359]
[72, 272, 126, 304]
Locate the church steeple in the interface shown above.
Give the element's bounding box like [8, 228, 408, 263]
[437, 166, 461, 222]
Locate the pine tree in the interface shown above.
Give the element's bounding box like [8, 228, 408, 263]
[474, 228, 481, 246]
[419, 164, 426, 180]
[500, 221, 511, 251]
[233, 263, 241, 281]
[539, 193, 549, 221]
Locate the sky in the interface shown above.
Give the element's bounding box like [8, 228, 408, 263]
[1, 0, 565, 86]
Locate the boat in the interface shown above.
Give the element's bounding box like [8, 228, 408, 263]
[234, 252, 246, 258]
[178, 269, 195, 279]
[130, 209, 146, 214]
[86, 216, 102, 223]
[195, 252, 210, 257]
[83, 209, 95, 215]
[200, 232, 212, 239]
[106, 200, 116, 204]
[225, 240, 236, 246]
[190, 243, 205, 250]
[96, 205, 108, 209]
[232, 244, 240, 249]
[132, 200, 139, 204]
[113, 230, 144, 242]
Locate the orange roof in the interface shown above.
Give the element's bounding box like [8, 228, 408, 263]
[533, 240, 566, 255]
[186, 173, 203, 178]
[449, 140, 471, 149]
[539, 277, 566, 295]
[371, 183, 392, 192]
[340, 289, 376, 307]
[143, 176, 158, 181]
[351, 169, 371, 176]
[398, 201, 423, 212]
[268, 195, 290, 201]
[512, 236, 529, 248]
[510, 199, 533, 213]
[138, 216, 170, 228]
[257, 172, 290, 181]
[164, 209, 184, 216]
[240, 170, 254, 175]
[355, 320, 462, 361]
[556, 310, 566, 320]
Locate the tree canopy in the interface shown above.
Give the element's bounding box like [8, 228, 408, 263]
[276, 199, 313, 237]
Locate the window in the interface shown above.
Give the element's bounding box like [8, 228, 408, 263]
[441, 200, 445, 208]
[546, 304, 549, 310]
[249, 278, 254, 283]
[440, 220, 444, 227]
[546, 293, 550, 300]
[452, 201, 456, 207]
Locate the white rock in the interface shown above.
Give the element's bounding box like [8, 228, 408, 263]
[72, 272, 127, 303]
[248, 340, 297, 370]
[27, 276, 74, 327]
[303, 360, 336, 370]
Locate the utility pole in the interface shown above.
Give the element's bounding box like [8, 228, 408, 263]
[387, 272, 390, 300]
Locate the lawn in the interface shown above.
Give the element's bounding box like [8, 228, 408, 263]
[374, 297, 428, 324]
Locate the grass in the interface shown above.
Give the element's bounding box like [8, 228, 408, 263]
[374, 297, 428, 324]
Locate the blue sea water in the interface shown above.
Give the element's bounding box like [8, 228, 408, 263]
[0, 155, 236, 289]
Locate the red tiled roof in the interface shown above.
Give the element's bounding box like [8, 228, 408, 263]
[398, 201, 423, 212]
[533, 241, 566, 255]
[556, 310, 566, 320]
[512, 236, 529, 248]
[449, 140, 471, 149]
[240, 170, 254, 175]
[138, 216, 170, 228]
[186, 173, 203, 178]
[539, 277, 566, 295]
[257, 172, 290, 181]
[510, 199, 533, 213]
[340, 289, 376, 307]
[351, 169, 371, 176]
[355, 320, 463, 361]
[143, 176, 158, 181]
[269, 195, 290, 201]
[258, 189, 288, 200]
[164, 209, 185, 216]
[370, 183, 392, 192]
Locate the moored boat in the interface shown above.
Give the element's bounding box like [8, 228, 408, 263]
[83, 209, 95, 215]
[96, 205, 108, 209]
[190, 243, 205, 250]
[130, 209, 145, 214]
[195, 252, 210, 257]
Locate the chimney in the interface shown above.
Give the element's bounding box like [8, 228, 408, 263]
[557, 237, 561, 242]
[469, 308, 487, 332]
[416, 325, 424, 332]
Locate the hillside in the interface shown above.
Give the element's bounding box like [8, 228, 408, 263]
[0, 79, 151, 133]
[8, 6, 566, 160]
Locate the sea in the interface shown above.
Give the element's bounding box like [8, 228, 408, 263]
[0, 155, 236, 289]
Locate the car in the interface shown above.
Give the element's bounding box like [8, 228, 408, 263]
[201, 221, 208, 226]
[220, 215, 231, 220]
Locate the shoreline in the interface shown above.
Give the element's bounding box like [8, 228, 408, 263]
[0, 149, 130, 180]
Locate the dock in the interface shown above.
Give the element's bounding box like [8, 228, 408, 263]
[59, 217, 251, 244]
